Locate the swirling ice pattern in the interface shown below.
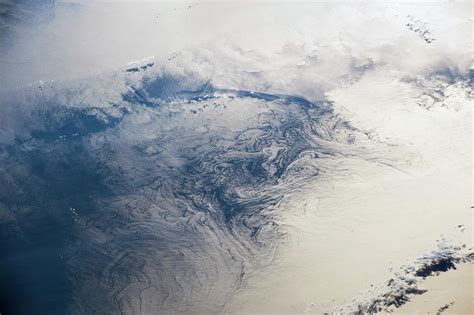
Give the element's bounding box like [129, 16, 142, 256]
[0, 73, 361, 314]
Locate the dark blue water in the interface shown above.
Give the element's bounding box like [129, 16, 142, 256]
[0, 75, 353, 314]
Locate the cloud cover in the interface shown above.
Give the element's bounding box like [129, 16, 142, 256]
[0, 1, 472, 314]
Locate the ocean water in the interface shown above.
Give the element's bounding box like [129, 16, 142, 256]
[0, 1, 471, 314]
[0, 72, 360, 313]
